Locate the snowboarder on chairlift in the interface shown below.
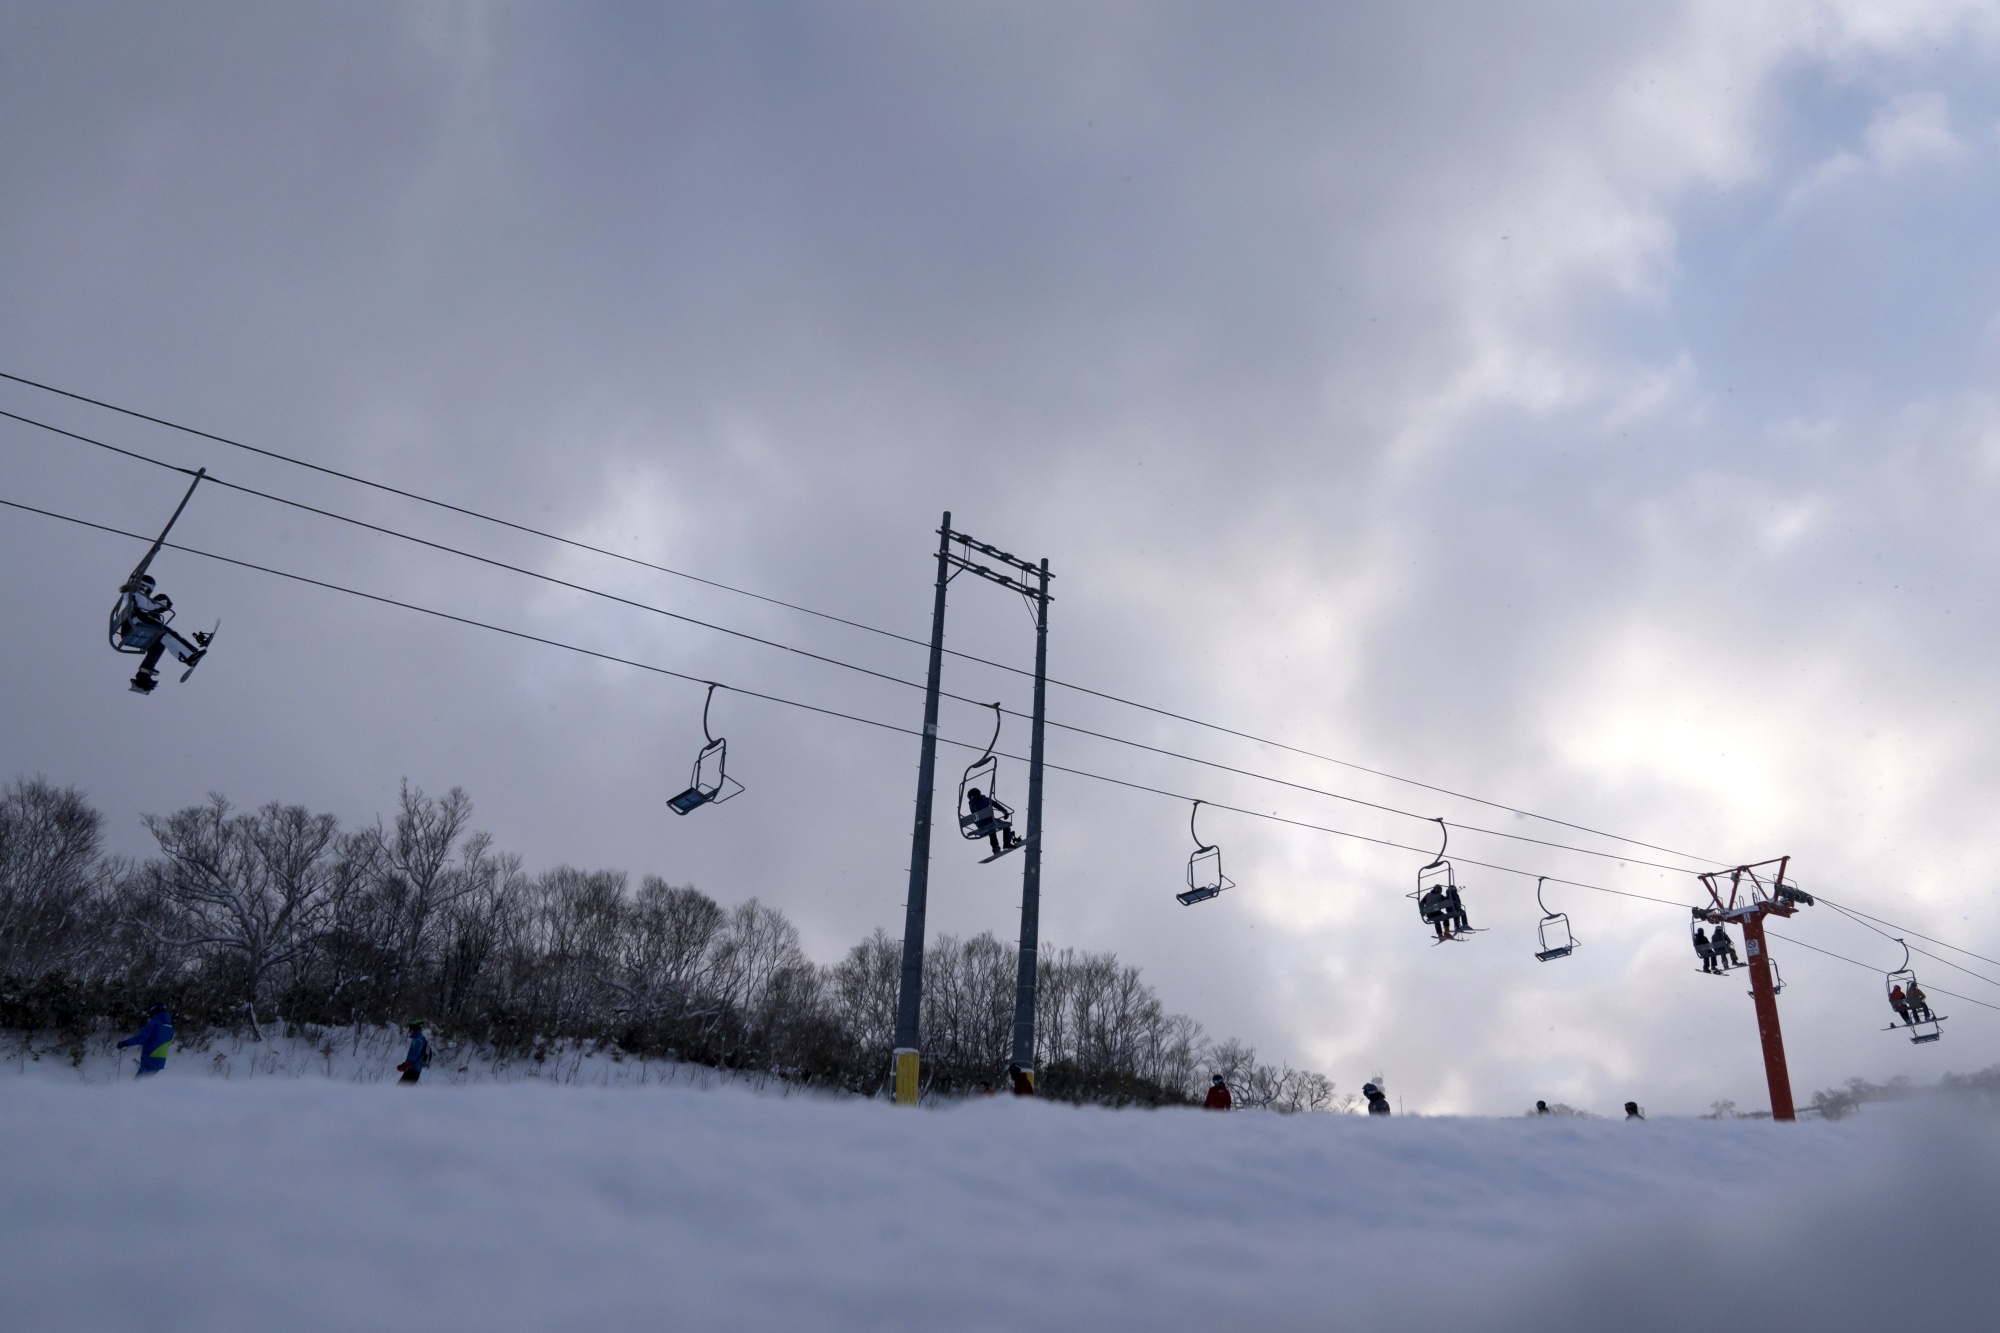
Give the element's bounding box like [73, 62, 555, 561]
[116, 1004, 174, 1078]
[1888, 984, 1913, 1025]
[1362, 1082, 1391, 1116]
[1204, 1075, 1233, 1111]
[110, 575, 212, 695]
[1008, 1062, 1035, 1097]
[1709, 923, 1740, 970]
[965, 788, 1021, 858]
[396, 1020, 431, 1084]
[1443, 884, 1470, 936]
[1905, 981, 1933, 1024]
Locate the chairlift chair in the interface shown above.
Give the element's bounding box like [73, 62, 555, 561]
[1533, 878, 1577, 962]
[1884, 940, 1945, 1044]
[1691, 910, 1741, 974]
[667, 684, 745, 815]
[1177, 800, 1234, 905]
[1409, 818, 1474, 941]
[108, 469, 219, 692]
[957, 703, 1024, 863]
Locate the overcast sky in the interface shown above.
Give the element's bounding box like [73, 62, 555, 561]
[6, 1, 2000, 1114]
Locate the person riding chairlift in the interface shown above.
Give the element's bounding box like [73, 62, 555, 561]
[1443, 884, 1470, 936]
[1905, 981, 1933, 1024]
[1418, 886, 1451, 940]
[111, 575, 211, 695]
[965, 787, 1022, 858]
[1889, 984, 1913, 1025]
[1709, 922, 1741, 970]
[1693, 926, 1718, 973]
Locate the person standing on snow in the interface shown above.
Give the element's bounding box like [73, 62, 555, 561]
[117, 1004, 174, 1078]
[1535, 1100, 1551, 1115]
[1007, 1062, 1035, 1097]
[1204, 1075, 1233, 1110]
[396, 1020, 431, 1085]
[1624, 1101, 1645, 1120]
[1362, 1082, 1391, 1116]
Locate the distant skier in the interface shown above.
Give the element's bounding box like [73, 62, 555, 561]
[1905, 981, 1933, 1023]
[1008, 1062, 1035, 1097]
[117, 1004, 174, 1078]
[1709, 923, 1740, 970]
[396, 1020, 431, 1085]
[1443, 884, 1470, 936]
[1535, 1100, 1551, 1115]
[1204, 1075, 1233, 1111]
[1362, 1082, 1391, 1116]
[1418, 886, 1450, 940]
[1888, 984, 1913, 1026]
[1693, 926, 1718, 973]
[964, 788, 1022, 857]
[1624, 1101, 1644, 1120]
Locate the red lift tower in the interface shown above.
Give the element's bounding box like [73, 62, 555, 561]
[1697, 857, 1815, 1121]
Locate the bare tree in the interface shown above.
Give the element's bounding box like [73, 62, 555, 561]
[138, 796, 347, 1038]
[0, 778, 112, 980]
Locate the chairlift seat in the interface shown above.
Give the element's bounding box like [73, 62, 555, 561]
[1176, 885, 1222, 906]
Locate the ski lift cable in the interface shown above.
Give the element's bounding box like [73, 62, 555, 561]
[1, 410, 1711, 876]
[1764, 930, 2000, 1015]
[0, 371, 1721, 867]
[1808, 892, 2000, 976]
[4, 493, 1704, 915]
[1811, 899, 2000, 994]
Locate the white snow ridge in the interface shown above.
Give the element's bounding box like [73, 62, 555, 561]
[1, 1072, 1992, 1332]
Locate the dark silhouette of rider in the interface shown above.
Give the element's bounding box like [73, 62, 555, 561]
[965, 788, 1021, 857]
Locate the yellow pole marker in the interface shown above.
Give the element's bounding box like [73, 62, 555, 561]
[893, 1048, 920, 1106]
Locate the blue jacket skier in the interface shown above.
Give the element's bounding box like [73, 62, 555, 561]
[397, 1021, 431, 1084]
[117, 1005, 174, 1077]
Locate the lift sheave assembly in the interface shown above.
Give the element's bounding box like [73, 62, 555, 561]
[667, 684, 744, 815]
[108, 469, 219, 695]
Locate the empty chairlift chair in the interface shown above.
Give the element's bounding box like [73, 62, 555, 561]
[1178, 800, 1234, 905]
[1533, 877, 1577, 961]
[667, 684, 745, 815]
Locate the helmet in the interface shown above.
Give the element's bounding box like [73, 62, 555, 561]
[407, 1018, 426, 1030]
[1362, 1083, 1379, 1095]
[1211, 1074, 1225, 1084]
[147, 1003, 168, 1016]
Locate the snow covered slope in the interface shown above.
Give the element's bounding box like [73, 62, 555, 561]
[2, 1076, 1990, 1332]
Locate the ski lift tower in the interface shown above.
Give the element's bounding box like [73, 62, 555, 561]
[891, 513, 1052, 1106]
[1696, 857, 1815, 1121]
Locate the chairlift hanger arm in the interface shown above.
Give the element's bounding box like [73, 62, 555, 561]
[701, 682, 722, 746]
[128, 468, 206, 583]
[1422, 817, 1448, 870]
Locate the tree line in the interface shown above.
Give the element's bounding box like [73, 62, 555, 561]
[0, 776, 1340, 1109]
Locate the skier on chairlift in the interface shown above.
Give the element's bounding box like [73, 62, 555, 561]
[1709, 922, 1741, 970]
[1905, 981, 1933, 1024]
[110, 574, 212, 695]
[965, 787, 1022, 858]
[1418, 885, 1451, 940]
[1443, 883, 1470, 936]
[1692, 924, 1718, 974]
[1888, 983, 1913, 1026]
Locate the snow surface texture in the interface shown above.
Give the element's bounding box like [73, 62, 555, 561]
[3, 1074, 1992, 1333]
